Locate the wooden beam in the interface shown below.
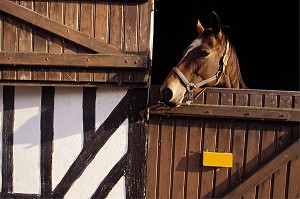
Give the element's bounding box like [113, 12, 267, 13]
[148, 103, 300, 122]
[217, 139, 300, 199]
[0, 52, 147, 68]
[0, 0, 123, 54]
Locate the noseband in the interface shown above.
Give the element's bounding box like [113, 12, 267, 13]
[172, 39, 230, 104]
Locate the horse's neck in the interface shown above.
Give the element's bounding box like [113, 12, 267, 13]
[224, 43, 247, 89]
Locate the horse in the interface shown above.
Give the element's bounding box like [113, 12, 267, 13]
[160, 11, 248, 106]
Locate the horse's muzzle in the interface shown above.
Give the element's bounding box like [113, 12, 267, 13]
[161, 88, 173, 103]
[160, 86, 185, 106]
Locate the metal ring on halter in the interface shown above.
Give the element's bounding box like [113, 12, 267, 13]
[186, 83, 196, 91]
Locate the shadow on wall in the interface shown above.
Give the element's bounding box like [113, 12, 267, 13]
[151, 0, 299, 91]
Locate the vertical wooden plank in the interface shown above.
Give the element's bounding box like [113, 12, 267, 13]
[200, 118, 217, 198]
[185, 118, 203, 199]
[171, 117, 188, 199]
[78, 1, 94, 82]
[109, 2, 123, 83]
[123, 3, 138, 83]
[137, 0, 151, 85]
[230, 93, 247, 186]
[17, 1, 33, 81]
[277, 95, 293, 150]
[110, 2, 123, 49]
[272, 162, 288, 199]
[33, 1, 48, 80]
[80, 1, 94, 37]
[126, 88, 148, 199]
[2, 86, 14, 196]
[157, 118, 174, 199]
[243, 94, 262, 198]
[95, 2, 109, 43]
[48, 0, 63, 81]
[94, 69, 108, 82]
[40, 87, 55, 198]
[64, 1, 79, 32]
[261, 96, 277, 159]
[123, 3, 138, 52]
[64, 1, 79, 81]
[214, 92, 233, 196]
[122, 3, 139, 82]
[200, 92, 218, 198]
[287, 156, 300, 198]
[257, 94, 277, 198]
[272, 95, 293, 199]
[138, 2, 150, 54]
[2, 10, 18, 80]
[205, 92, 219, 105]
[243, 188, 257, 199]
[93, 2, 109, 81]
[145, 117, 160, 199]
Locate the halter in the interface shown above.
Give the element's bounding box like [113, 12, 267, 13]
[172, 39, 230, 104]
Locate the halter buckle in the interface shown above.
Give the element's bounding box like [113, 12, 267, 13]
[187, 83, 196, 91]
[186, 83, 196, 105]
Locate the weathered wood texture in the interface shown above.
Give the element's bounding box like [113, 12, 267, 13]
[146, 86, 300, 199]
[0, 0, 151, 87]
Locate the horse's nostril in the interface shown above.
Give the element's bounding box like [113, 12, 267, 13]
[161, 88, 173, 102]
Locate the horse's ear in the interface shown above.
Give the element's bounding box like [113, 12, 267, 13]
[210, 11, 222, 36]
[197, 20, 204, 34]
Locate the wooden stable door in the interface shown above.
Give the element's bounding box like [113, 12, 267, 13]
[146, 87, 300, 199]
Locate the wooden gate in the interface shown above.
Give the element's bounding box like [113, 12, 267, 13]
[146, 86, 300, 198]
[0, 0, 151, 87]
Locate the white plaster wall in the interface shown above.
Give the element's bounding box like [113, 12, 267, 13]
[52, 87, 84, 190]
[13, 87, 41, 194]
[0, 86, 3, 192]
[64, 86, 128, 199]
[95, 87, 128, 129]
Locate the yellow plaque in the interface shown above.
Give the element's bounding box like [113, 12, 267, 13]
[202, 152, 233, 168]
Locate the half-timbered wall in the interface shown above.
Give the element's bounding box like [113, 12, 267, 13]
[0, 1, 153, 198]
[0, 85, 148, 198]
[146, 87, 300, 198]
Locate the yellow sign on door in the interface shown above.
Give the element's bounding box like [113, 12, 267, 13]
[203, 152, 233, 168]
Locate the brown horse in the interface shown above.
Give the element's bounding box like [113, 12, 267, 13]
[160, 11, 247, 106]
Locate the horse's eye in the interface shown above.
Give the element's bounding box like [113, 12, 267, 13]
[200, 49, 210, 57]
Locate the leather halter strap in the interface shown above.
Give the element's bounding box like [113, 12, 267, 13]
[172, 39, 230, 104]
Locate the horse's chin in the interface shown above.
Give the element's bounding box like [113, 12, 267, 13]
[166, 95, 185, 107]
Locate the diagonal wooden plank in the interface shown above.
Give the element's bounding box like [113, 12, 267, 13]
[0, 0, 123, 54]
[216, 139, 300, 199]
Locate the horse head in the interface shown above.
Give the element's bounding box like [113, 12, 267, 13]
[160, 11, 247, 106]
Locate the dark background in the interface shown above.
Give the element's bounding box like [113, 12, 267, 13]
[151, 0, 299, 91]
